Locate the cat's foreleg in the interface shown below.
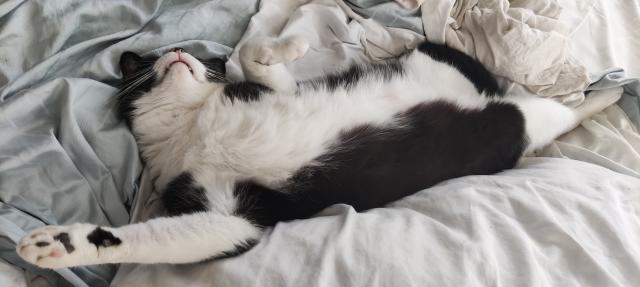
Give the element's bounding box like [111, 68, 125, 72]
[239, 36, 309, 93]
[16, 212, 261, 268]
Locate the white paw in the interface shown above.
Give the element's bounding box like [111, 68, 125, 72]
[16, 224, 97, 269]
[280, 36, 310, 62]
[252, 36, 309, 65]
[254, 45, 278, 65]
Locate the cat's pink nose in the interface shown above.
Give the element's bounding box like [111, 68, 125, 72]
[171, 47, 185, 53]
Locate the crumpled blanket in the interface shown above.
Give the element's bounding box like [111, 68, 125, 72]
[225, 0, 426, 82]
[421, 0, 590, 104]
[539, 71, 640, 178]
[229, 0, 591, 106]
[114, 157, 640, 287]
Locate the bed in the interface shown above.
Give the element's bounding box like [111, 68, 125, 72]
[0, 0, 639, 286]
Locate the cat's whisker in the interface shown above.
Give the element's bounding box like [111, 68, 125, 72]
[120, 73, 153, 92]
[125, 69, 154, 82]
[204, 65, 224, 71]
[204, 66, 224, 72]
[117, 72, 155, 98]
[205, 69, 226, 78]
[205, 71, 225, 77]
[123, 74, 154, 92]
[205, 73, 229, 83]
[206, 71, 225, 78]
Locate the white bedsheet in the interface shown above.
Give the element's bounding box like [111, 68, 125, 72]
[114, 158, 640, 286]
[0, 260, 26, 287]
[422, 0, 591, 104]
[538, 0, 640, 178]
[559, 0, 640, 79]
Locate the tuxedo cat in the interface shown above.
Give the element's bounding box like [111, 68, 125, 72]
[17, 36, 619, 268]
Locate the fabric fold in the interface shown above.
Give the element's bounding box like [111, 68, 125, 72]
[427, 0, 590, 104]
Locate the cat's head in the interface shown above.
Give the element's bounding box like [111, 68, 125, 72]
[117, 48, 226, 127]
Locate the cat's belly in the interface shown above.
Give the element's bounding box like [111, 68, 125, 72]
[296, 99, 525, 203]
[232, 99, 526, 225]
[195, 55, 491, 188]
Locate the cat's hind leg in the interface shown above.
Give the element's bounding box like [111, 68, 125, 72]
[16, 212, 261, 268]
[239, 36, 309, 93]
[507, 87, 623, 154]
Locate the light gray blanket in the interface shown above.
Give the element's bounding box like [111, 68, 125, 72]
[0, 0, 258, 286]
[115, 158, 640, 287]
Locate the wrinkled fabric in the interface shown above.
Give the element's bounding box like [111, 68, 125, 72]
[588, 69, 640, 128]
[0, 0, 258, 286]
[0, 260, 26, 287]
[537, 69, 640, 178]
[421, 0, 590, 104]
[114, 158, 640, 287]
[225, 0, 425, 83]
[534, 0, 640, 176]
[559, 0, 640, 80]
[558, 0, 640, 127]
[538, 88, 640, 178]
[347, 0, 424, 34]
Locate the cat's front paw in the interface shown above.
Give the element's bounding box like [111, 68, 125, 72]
[16, 224, 98, 269]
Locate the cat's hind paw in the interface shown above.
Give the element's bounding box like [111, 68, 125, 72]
[244, 36, 309, 66]
[279, 36, 310, 63]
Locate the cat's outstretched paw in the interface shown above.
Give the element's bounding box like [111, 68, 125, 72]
[16, 224, 101, 269]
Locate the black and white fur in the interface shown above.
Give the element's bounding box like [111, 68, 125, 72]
[17, 36, 620, 268]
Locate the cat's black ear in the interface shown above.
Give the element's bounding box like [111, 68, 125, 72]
[119, 52, 143, 79]
[205, 58, 226, 75]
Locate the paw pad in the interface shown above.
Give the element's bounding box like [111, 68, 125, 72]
[16, 226, 78, 268]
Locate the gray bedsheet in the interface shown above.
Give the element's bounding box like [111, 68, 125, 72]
[0, 0, 258, 286]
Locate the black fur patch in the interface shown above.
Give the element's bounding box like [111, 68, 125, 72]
[162, 172, 209, 216]
[417, 42, 503, 96]
[234, 101, 526, 225]
[203, 58, 227, 83]
[213, 239, 259, 260]
[117, 51, 159, 128]
[234, 182, 301, 227]
[87, 227, 122, 248]
[223, 82, 272, 102]
[53, 233, 75, 253]
[35, 241, 50, 247]
[305, 61, 404, 91]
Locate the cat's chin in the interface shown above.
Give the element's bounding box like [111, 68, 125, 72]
[164, 64, 199, 83]
[168, 61, 193, 74]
